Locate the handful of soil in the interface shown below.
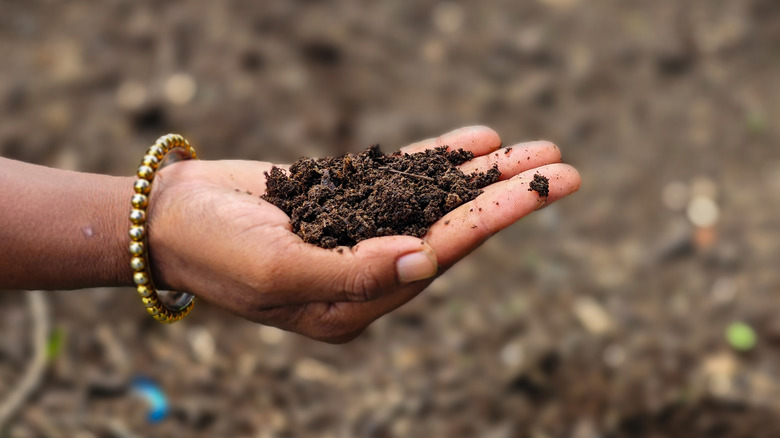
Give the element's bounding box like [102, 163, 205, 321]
[263, 145, 501, 248]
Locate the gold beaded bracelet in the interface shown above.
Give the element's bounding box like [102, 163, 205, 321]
[129, 134, 197, 323]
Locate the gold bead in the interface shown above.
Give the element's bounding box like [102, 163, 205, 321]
[142, 155, 160, 169]
[147, 306, 162, 316]
[133, 271, 149, 285]
[156, 136, 172, 150]
[189, 147, 198, 159]
[128, 242, 144, 256]
[129, 225, 145, 241]
[134, 179, 151, 194]
[131, 257, 146, 271]
[137, 165, 154, 180]
[147, 145, 165, 160]
[129, 209, 146, 224]
[136, 285, 153, 298]
[142, 296, 158, 308]
[131, 194, 148, 209]
[169, 134, 184, 146]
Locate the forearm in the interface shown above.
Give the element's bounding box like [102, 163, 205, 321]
[0, 158, 133, 290]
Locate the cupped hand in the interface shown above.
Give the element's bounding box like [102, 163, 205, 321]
[146, 126, 580, 342]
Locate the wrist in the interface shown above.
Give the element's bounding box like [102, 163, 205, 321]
[106, 175, 139, 288]
[142, 160, 194, 293]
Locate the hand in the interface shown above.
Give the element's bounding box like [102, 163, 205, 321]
[147, 126, 581, 342]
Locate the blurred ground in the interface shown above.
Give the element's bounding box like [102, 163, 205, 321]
[2, 1, 780, 437]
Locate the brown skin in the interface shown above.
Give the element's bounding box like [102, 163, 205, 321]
[0, 158, 132, 290]
[0, 126, 581, 343]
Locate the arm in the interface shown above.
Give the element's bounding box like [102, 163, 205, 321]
[0, 158, 133, 290]
[1, 126, 581, 343]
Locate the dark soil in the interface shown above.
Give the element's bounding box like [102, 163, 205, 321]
[263, 145, 500, 248]
[4, 1, 780, 437]
[529, 173, 550, 197]
[611, 399, 780, 438]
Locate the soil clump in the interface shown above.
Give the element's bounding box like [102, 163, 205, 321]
[529, 173, 550, 197]
[263, 145, 500, 248]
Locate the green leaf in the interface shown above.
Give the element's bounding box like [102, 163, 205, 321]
[726, 322, 757, 352]
[47, 327, 66, 361]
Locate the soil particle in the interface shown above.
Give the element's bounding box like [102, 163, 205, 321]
[263, 145, 500, 248]
[529, 173, 550, 197]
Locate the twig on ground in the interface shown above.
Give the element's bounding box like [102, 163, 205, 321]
[0, 290, 50, 432]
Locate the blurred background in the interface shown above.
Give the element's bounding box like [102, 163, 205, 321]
[1, 1, 779, 437]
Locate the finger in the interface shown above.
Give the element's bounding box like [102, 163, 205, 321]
[428, 163, 581, 268]
[458, 140, 561, 180]
[400, 125, 502, 156]
[267, 235, 438, 306]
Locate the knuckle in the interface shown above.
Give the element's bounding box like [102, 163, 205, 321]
[344, 268, 383, 302]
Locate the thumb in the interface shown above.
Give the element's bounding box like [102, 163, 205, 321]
[270, 236, 438, 305]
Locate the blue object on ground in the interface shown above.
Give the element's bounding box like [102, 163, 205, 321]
[131, 376, 169, 423]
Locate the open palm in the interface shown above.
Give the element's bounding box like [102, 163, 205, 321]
[145, 126, 580, 342]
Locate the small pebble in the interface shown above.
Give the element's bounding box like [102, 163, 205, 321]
[164, 73, 197, 105]
[686, 195, 719, 227]
[573, 297, 614, 335]
[500, 341, 525, 368]
[188, 326, 216, 364]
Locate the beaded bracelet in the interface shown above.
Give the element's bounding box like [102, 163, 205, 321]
[129, 134, 196, 323]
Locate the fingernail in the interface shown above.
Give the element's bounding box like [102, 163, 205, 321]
[396, 250, 438, 284]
